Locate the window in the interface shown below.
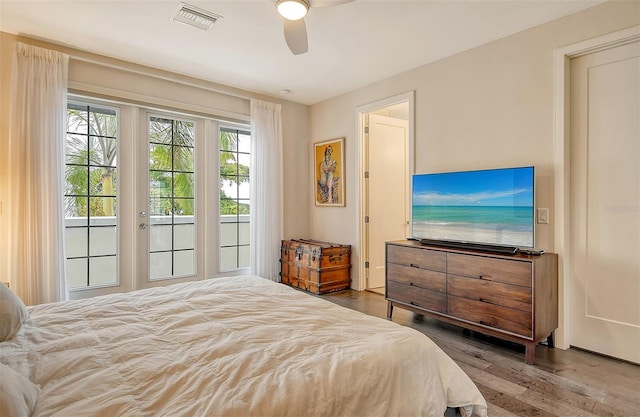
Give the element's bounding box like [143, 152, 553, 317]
[148, 116, 196, 280]
[64, 102, 118, 289]
[219, 127, 251, 271]
[63, 97, 251, 296]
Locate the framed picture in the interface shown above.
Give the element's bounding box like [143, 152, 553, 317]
[314, 137, 345, 206]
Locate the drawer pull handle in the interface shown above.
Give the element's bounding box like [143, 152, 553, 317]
[479, 275, 491, 280]
[410, 263, 420, 268]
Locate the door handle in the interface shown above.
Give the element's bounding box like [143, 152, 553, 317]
[139, 211, 147, 229]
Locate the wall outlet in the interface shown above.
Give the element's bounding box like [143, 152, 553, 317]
[537, 208, 549, 224]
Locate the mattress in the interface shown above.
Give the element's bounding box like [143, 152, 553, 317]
[0, 275, 487, 416]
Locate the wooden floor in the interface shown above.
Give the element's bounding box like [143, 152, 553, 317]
[317, 289, 640, 417]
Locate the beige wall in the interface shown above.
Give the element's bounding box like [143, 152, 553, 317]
[0, 32, 311, 283]
[2, 1, 638, 287]
[309, 0, 640, 290]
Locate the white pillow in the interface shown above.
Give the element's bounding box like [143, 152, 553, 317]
[0, 283, 28, 341]
[0, 363, 40, 417]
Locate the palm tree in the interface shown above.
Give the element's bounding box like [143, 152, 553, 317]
[66, 110, 249, 218]
[65, 104, 117, 218]
[220, 129, 250, 215]
[149, 117, 194, 216]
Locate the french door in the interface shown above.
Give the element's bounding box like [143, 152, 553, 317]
[135, 110, 208, 290]
[65, 99, 135, 298]
[66, 100, 212, 298]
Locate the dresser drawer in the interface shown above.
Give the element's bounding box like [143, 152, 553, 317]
[447, 253, 532, 287]
[387, 281, 446, 313]
[447, 274, 531, 312]
[386, 241, 558, 365]
[448, 295, 532, 337]
[387, 245, 446, 271]
[387, 263, 446, 293]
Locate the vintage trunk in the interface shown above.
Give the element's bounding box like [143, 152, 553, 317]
[280, 239, 351, 294]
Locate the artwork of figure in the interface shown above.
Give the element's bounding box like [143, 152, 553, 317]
[315, 138, 344, 206]
[318, 145, 338, 203]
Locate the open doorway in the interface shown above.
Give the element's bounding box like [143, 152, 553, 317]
[357, 92, 414, 294]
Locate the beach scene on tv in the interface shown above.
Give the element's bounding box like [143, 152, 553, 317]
[412, 167, 535, 248]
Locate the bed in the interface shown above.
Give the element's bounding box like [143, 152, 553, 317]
[1, 275, 487, 417]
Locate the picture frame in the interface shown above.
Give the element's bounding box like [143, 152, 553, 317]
[314, 137, 345, 206]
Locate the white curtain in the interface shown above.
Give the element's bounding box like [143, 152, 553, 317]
[9, 43, 69, 305]
[250, 99, 283, 281]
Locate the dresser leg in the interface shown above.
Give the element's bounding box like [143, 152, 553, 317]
[525, 342, 536, 365]
[387, 302, 393, 320]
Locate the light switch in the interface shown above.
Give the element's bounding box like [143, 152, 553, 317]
[537, 208, 549, 224]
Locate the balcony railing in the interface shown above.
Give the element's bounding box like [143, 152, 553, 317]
[64, 214, 250, 287]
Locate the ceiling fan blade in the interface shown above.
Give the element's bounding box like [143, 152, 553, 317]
[310, 0, 355, 7]
[283, 19, 308, 55]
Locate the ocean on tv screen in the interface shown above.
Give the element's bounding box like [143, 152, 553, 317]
[412, 205, 534, 248]
[411, 166, 536, 248]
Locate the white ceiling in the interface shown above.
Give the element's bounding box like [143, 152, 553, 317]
[0, 0, 605, 105]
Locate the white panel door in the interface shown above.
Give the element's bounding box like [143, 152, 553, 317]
[367, 114, 408, 289]
[569, 40, 640, 363]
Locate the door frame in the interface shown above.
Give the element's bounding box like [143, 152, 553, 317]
[553, 25, 640, 350]
[355, 91, 415, 291]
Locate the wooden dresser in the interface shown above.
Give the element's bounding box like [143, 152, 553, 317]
[385, 240, 557, 364]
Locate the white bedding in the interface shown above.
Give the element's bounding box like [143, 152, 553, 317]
[0, 275, 487, 417]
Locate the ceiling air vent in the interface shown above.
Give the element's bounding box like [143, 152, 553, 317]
[172, 3, 222, 31]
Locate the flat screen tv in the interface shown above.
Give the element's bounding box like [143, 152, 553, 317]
[411, 166, 535, 252]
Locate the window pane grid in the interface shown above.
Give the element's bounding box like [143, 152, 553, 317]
[66, 163, 115, 169]
[66, 254, 115, 260]
[149, 116, 195, 280]
[149, 168, 194, 174]
[64, 102, 118, 289]
[219, 127, 250, 272]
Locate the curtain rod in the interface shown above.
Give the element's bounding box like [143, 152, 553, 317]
[14, 35, 282, 106]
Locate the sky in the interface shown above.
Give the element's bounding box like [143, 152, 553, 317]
[412, 166, 534, 207]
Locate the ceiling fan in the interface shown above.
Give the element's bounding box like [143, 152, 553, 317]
[275, 0, 355, 55]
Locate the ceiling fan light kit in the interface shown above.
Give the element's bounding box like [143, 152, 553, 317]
[276, 0, 310, 20]
[277, 0, 354, 55]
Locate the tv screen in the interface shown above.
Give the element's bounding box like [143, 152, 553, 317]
[411, 166, 535, 249]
